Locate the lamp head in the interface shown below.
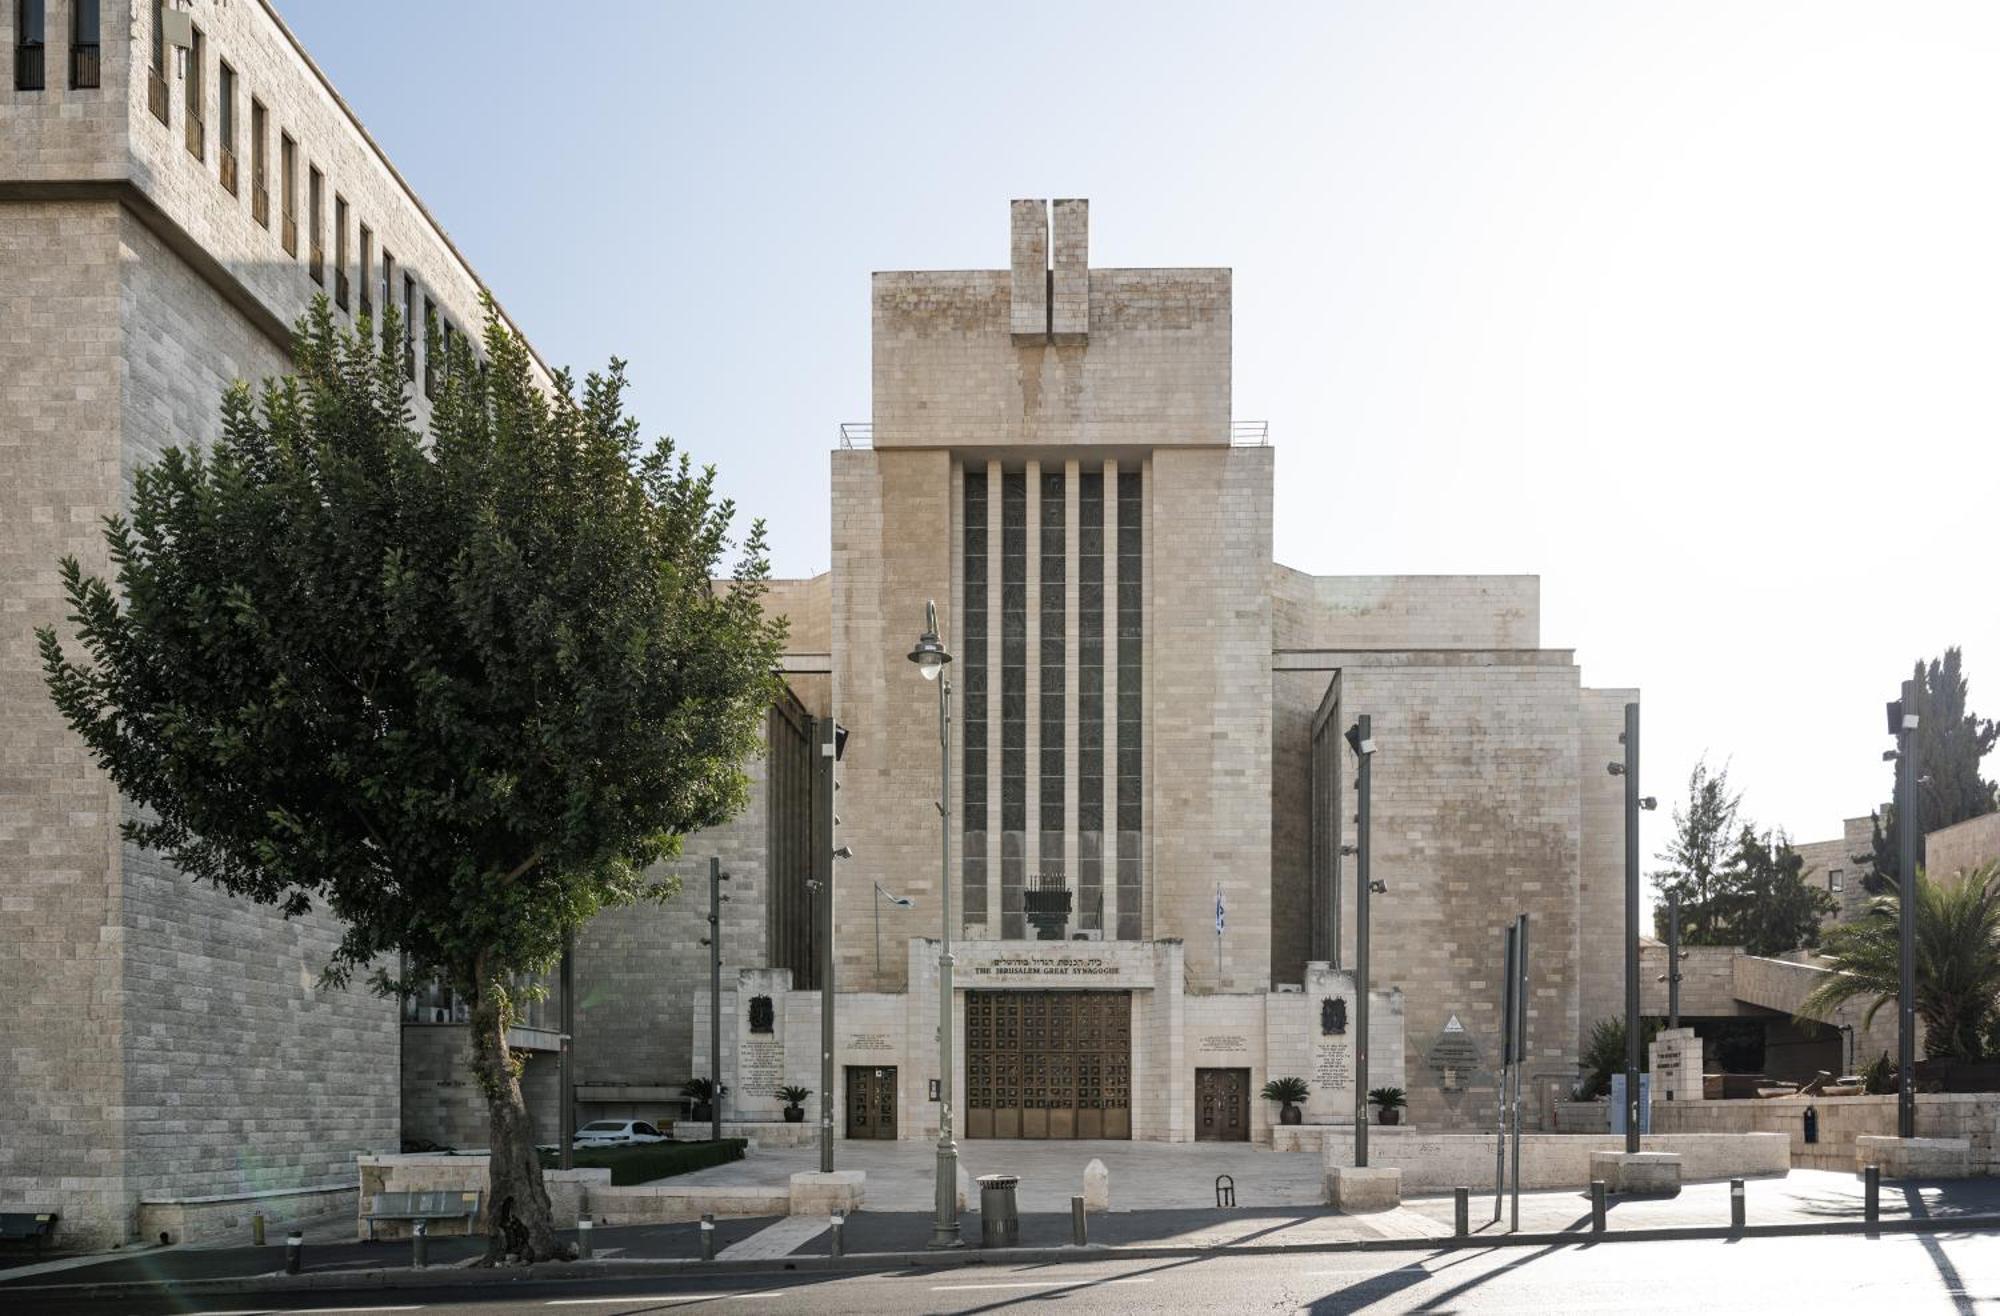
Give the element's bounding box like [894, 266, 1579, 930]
[907, 599, 951, 680]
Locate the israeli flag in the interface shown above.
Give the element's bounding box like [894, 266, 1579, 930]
[1215, 888, 1226, 935]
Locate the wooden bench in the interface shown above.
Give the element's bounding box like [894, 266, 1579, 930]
[362, 1190, 480, 1240]
[0, 1212, 59, 1256]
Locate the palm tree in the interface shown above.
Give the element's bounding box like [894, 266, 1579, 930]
[1798, 863, 2000, 1060]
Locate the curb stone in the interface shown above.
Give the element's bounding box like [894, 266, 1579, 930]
[6, 1212, 1999, 1301]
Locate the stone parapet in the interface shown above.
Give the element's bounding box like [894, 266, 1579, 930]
[1856, 1135, 1973, 1179]
[1326, 1166, 1403, 1213]
[138, 1183, 356, 1247]
[1589, 1150, 1682, 1196]
[1325, 1131, 1785, 1191]
[790, 1171, 866, 1216]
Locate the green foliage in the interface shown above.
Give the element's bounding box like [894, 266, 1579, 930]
[1367, 1086, 1406, 1110]
[1579, 1016, 1662, 1098]
[1800, 864, 2000, 1061]
[776, 1085, 811, 1105]
[1650, 760, 1835, 956]
[36, 299, 785, 998]
[1868, 649, 1999, 894]
[1722, 827, 1837, 957]
[1261, 1076, 1310, 1104]
[537, 1139, 746, 1186]
[682, 1077, 725, 1103]
[1651, 759, 1742, 943]
[1860, 1052, 1896, 1094]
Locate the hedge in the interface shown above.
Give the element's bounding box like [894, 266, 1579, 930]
[537, 1138, 747, 1186]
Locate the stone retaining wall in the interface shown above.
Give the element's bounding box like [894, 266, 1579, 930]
[356, 1155, 607, 1239]
[1322, 1131, 1788, 1190]
[137, 1183, 356, 1246]
[1652, 1093, 2000, 1173]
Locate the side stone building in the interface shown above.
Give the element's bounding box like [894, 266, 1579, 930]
[571, 199, 1635, 1144]
[2, 0, 546, 1246]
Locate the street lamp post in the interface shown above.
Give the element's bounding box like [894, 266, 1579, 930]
[908, 601, 962, 1249]
[1890, 681, 1920, 1139]
[1344, 716, 1375, 1170]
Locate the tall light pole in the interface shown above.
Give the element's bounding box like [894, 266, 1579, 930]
[1890, 681, 1920, 1139]
[559, 931, 574, 1170]
[1608, 702, 1656, 1153]
[908, 601, 961, 1249]
[1344, 715, 1374, 1169]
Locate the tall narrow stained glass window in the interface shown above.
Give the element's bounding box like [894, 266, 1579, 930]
[1115, 471, 1143, 940]
[1077, 472, 1104, 931]
[961, 471, 989, 931]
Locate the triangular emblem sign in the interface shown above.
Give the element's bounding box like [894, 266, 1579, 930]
[1443, 1013, 1466, 1033]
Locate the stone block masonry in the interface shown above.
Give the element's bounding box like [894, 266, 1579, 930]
[3, 0, 551, 1246]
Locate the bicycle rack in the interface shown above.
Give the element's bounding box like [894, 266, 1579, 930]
[1215, 1174, 1236, 1208]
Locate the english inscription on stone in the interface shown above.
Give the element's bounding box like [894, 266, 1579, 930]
[1313, 1039, 1353, 1090]
[975, 955, 1119, 978]
[1200, 1035, 1248, 1054]
[741, 1038, 783, 1097]
[847, 1033, 894, 1052]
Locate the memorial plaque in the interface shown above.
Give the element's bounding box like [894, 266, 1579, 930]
[1425, 1013, 1483, 1091]
[1313, 1038, 1353, 1090]
[740, 1037, 783, 1097]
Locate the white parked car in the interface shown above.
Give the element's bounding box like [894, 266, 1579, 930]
[573, 1119, 667, 1148]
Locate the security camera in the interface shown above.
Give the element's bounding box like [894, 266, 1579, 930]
[1607, 762, 1625, 776]
[832, 845, 855, 860]
[1368, 880, 1388, 894]
[1639, 796, 1658, 811]
[1340, 845, 1358, 857]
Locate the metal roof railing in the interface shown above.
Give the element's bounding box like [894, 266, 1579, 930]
[836, 420, 1268, 448]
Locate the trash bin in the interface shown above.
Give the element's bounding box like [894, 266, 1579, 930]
[978, 1174, 1020, 1248]
[1803, 1104, 1819, 1145]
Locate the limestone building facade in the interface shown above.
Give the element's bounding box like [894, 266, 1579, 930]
[573, 199, 1634, 1144]
[2, 0, 542, 1245]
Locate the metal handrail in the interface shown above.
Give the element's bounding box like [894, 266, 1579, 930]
[839, 420, 1268, 448]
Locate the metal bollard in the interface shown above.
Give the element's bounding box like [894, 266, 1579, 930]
[1453, 1187, 1469, 1238]
[830, 1211, 845, 1258]
[1730, 1179, 1745, 1230]
[576, 1218, 592, 1260]
[1071, 1195, 1088, 1246]
[284, 1230, 303, 1275]
[1864, 1165, 1880, 1224]
[411, 1219, 427, 1269]
[251, 1212, 266, 1247]
[700, 1213, 716, 1261]
[1589, 1180, 1607, 1234]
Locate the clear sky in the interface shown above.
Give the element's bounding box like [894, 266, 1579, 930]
[283, 1, 1999, 880]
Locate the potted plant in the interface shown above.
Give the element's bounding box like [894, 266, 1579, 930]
[1261, 1076, 1310, 1126]
[684, 1077, 726, 1124]
[777, 1085, 812, 1123]
[1369, 1086, 1406, 1126]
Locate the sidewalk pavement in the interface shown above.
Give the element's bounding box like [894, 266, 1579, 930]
[6, 1168, 1996, 1292]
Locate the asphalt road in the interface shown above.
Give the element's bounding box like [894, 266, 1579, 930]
[26, 1231, 2000, 1315]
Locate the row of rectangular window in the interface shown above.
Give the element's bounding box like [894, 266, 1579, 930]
[136, 1, 465, 400]
[12, 0, 96, 90]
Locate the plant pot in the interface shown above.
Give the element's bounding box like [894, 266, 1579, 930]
[1377, 1108, 1401, 1126]
[783, 1105, 804, 1123]
[691, 1102, 713, 1123]
[1279, 1102, 1303, 1126]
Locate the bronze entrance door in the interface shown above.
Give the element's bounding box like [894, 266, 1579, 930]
[1196, 1068, 1250, 1142]
[965, 991, 1130, 1139]
[844, 1066, 897, 1139]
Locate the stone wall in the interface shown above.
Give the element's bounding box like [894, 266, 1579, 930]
[1333, 661, 1585, 1132]
[1636, 944, 1743, 1019]
[1152, 447, 1274, 990]
[1928, 814, 2000, 882]
[1321, 1129, 1790, 1189]
[1575, 689, 1634, 1057]
[1271, 571, 1539, 650]
[1653, 1093, 2000, 1174]
[1793, 815, 1874, 927]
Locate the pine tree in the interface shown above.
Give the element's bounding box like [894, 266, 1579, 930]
[1720, 827, 1836, 957]
[1866, 648, 1998, 893]
[1651, 758, 1742, 943]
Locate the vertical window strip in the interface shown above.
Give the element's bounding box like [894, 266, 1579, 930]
[1077, 472, 1104, 931]
[1115, 471, 1142, 941]
[1038, 471, 1065, 907]
[16, 0, 46, 92]
[69, 0, 98, 89]
[1000, 471, 1027, 940]
[962, 472, 989, 931]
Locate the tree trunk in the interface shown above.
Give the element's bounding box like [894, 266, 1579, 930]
[469, 965, 568, 1264]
